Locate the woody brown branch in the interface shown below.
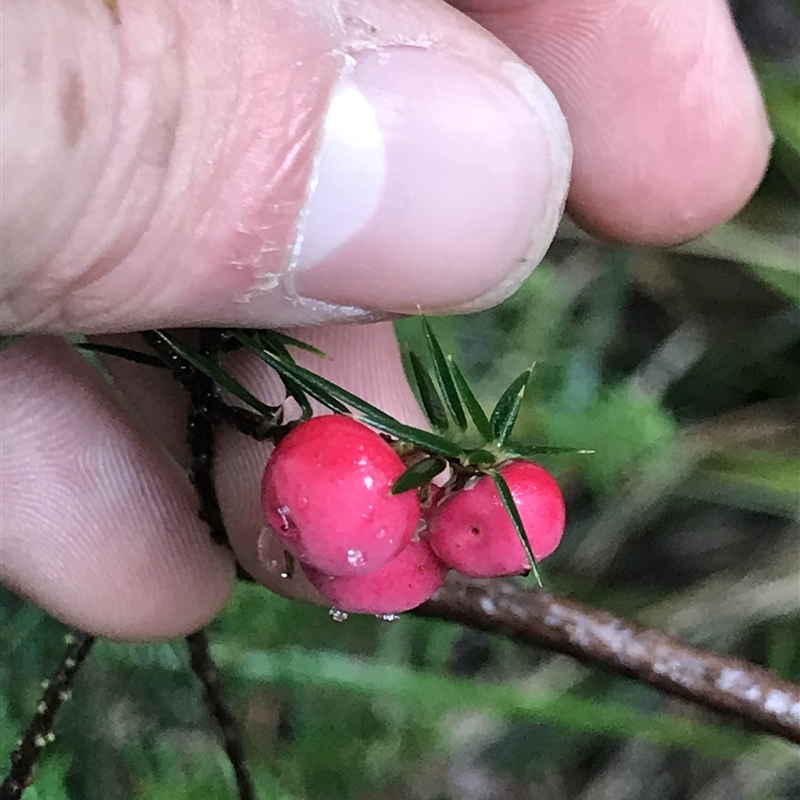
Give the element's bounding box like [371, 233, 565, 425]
[416, 574, 800, 744]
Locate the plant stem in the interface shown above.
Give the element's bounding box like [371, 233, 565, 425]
[186, 631, 255, 800]
[416, 575, 800, 744]
[1, 633, 95, 800]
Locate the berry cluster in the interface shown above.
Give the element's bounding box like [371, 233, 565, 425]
[261, 415, 566, 616]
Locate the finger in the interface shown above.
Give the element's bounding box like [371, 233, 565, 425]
[450, 0, 772, 243]
[2, 0, 571, 333]
[213, 322, 428, 604]
[0, 338, 235, 639]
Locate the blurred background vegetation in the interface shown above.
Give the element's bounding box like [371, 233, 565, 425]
[2, 2, 798, 798]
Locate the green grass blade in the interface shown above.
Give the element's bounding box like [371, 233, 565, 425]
[202, 646, 751, 759]
[392, 457, 448, 495]
[408, 351, 449, 432]
[422, 317, 467, 430]
[506, 444, 595, 458]
[235, 332, 462, 458]
[152, 330, 279, 418]
[448, 356, 493, 442]
[490, 470, 542, 586]
[490, 368, 532, 447]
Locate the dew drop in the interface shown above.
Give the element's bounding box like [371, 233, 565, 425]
[347, 548, 366, 568]
[377, 613, 401, 622]
[329, 608, 349, 622]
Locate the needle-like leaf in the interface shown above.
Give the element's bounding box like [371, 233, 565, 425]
[256, 330, 328, 358]
[152, 330, 278, 419]
[490, 367, 532, 447]
[391, 457, 448, 495]
[490, 470, 542, 587]
[407, 351, 449, 432]
[448, 356, 493, 442]
[75, 342, 166, 369]
[235, 332, 462, 458]
[280, 374, 315, 420]
[422, 317, 467, 430]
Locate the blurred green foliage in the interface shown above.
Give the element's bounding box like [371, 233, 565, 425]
[2, 9, 799, 800]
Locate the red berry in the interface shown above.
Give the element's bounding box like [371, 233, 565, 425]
[261, 415, 419, 576]
[427, 461, 565, 577]
[304, 539, 448, 615]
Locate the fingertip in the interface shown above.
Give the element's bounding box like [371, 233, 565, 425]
[0, 337, 236, 640]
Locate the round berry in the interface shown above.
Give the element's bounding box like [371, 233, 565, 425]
[261, 415, 419, 576]
[427, 461, 565, 577]
[304, 539, 448, 615]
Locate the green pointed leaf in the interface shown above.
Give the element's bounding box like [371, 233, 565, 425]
[408, 351, 449, 432]
[490, 368, 533, 447]
[464, 448, 498, 467]
[422, 317, 467, 430]
[256, 329, 328, 359]
[0, 335, 23, 353]
[75, 342, 166, 369]
[490, 470, 542, 586]
[505, 444, 595, 458]
[152, 330, 278, 419]
[448, 356, 493, 442]
[392, 457, 447, 495]
[280, 375, 315, 420]
[235, 332, 462, 458]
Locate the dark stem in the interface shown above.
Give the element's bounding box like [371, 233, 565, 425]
[186, 330, 229, 546]
[138, 330, 278, 442]
[1, 633, 95, 800]
[416, 575, 800, 744]
[185, 631, 255, 800]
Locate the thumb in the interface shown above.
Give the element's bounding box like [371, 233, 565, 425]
[1, 0, 571, 333]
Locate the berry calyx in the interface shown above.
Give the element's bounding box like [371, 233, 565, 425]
[261, 415, 419, 576]
[304, 539, 448, 615]
[427, 461, 565, 578]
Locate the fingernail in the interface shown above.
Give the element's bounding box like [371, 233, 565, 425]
[287, 47, 571, 314]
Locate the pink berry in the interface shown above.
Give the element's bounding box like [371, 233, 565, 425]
[304, 539, 448, 615]
[427, 461, 565, 578]
[261, 415, 419, 576]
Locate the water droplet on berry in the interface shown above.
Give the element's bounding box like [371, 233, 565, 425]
[363, 475, 375, 490]
[329, 608, 348, 622]
[276, 505, 292, 532]
[347, 548, 366, 567]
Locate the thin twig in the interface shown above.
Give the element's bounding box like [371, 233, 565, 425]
[138, 331, 282, 441]
[186, 631, 255, 800]
[1, 633, 95, 799]
[186, 330, 229, 545]
[416, 575, 800, 744]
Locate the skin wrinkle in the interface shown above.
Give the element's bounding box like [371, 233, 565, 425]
[59, 69, 87, 148]
[55, 3, 187, 321]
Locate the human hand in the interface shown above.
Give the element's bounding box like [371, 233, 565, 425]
[0, 0, 770, 640]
